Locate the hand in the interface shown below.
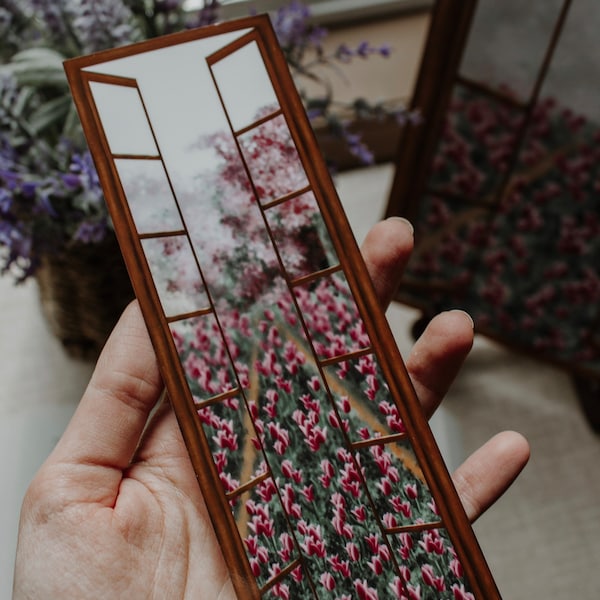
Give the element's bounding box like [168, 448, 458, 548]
[13, 218, 529, 599]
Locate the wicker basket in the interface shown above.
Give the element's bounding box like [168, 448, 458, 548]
[36, 233, 135, 360]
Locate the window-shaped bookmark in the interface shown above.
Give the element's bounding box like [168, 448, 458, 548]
[65, 15, 499, 600]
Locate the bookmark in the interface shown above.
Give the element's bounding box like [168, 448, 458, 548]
[65, 15, 499, 599]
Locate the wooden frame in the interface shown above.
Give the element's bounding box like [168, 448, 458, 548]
[386, 1, 600, 388]
[65, 15, 499, 598]
[385, 0, 478, 222]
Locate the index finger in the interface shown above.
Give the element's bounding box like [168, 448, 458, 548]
[360, 216, 414, 309]
[49, 302, 163, 474]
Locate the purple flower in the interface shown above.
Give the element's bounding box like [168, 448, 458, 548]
[378, 44, 392, 58]
[30, 0, 69, 43]
[309, 25, 327, 48]
[344, 131, 375, 165]
[21, 182, 37, 200]
[356, 41, 371, 58]
[272, 0, 312, 49]
[61, 173, 81, 189]
[67, 0, 142, 54]
[0, 188, 11, 213]
[335, 44, 354, 63]
[69, 151, 100, 193]
[191, 0, 221, 27]
[35, 189, 57, 217]
[335, 41, 393, 63]
[74, 220, 107, 244]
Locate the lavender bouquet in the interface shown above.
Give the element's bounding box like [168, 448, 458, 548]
[0, 0, 403, 283]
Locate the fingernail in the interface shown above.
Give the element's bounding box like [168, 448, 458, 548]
[386, 216, 414, 236]
[448, 309, 474, 329]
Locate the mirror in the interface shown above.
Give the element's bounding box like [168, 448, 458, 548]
[141, 235, 209, 317]
[89, 82, 158, 155]
[460, 0, 566, 102]
[210, 40, 280, 131]
[390, 0, 600, 386]
[115, 159, 183, 234]
[67, 16, 490, 599]
[237, 114, 309, 204]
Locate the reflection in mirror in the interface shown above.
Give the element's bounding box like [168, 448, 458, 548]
[170, 313, 237, 402]
[265, 191, 338, 279]
[355, 440, 439, 528]
[460, 0, 566, 102]
[229, 478, 299, 589]
[70, 18, 486, 597]
[197, 395, 267, 494]
[543, 0, 600, 122]
[262, 566, 313, 599]
[391, 528, 474, 598]
[294, 272, 370, 360]
[89, 82, 158, 155]
[141, 236, 209, 317]
[240, 352, 404, 597]
[210, 40, 280, 131]
[429, 85, 524, 201]
[238, 114, 309, 204]
[323, 353, 404, 442]
[115, 159, 183, 233]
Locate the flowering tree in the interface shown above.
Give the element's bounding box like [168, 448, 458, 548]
[189, 110, 335, 308]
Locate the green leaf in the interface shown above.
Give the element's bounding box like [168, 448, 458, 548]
[10, 47, 66, 65]
[62, 104, 85, 141]
[11, 87, 37, 119]
[28, 95, 72, 135]
[15, 69, 68, 89]
[305, 97, 331, 111]
[1, 47, 68, 90]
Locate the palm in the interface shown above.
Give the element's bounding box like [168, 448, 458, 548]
[116, 406, 232, 598]
[18, 403, 233, 598]
[14, 219, 528, 599]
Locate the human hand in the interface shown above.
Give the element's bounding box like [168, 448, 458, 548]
[13, 218, 529, 599]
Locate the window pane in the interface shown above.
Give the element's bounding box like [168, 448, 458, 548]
[89, 82, 158, 155]
[460, 0, 566, 102]
[265, 191, 338, 279]
[211, 41, 280, 131]
[141, 236, 209, 317]
[229, 477, 299, 590]
[115, 159, 183, 234]
[170, 313, 238, 401]
[196, 395, 266, 494]
[238, 114, 309, 204]
[390, 528, 474, 598]
[294, 272, 370, 360]
[355, 440, 439, 528]
[323, 353, 405, 442]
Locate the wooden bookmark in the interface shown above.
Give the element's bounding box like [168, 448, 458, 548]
[65, 15, 499, 599]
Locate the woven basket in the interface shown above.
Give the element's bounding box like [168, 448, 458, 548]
[36, 233, 135, 360]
